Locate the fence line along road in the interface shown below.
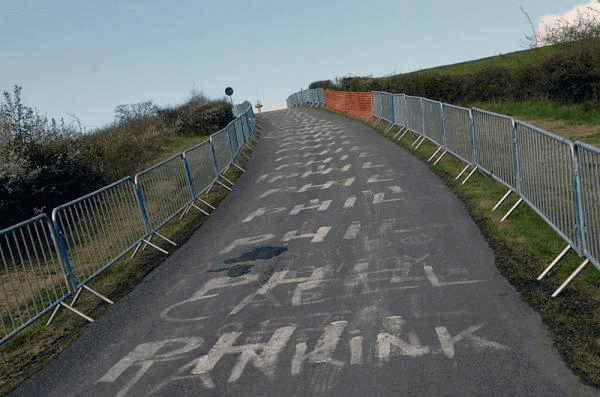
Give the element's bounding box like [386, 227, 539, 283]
[0, 215, 70, 344]
[288, 89, 600, 298]
[0, 104, 257, 345]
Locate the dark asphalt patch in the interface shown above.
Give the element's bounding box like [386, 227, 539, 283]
[208, 246, 288, 278]
[223, 246, 288, 263]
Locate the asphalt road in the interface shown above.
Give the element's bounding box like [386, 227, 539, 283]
[11, 107, 600, 396]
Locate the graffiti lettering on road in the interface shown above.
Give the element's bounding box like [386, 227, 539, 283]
[98, 316, 509, 396]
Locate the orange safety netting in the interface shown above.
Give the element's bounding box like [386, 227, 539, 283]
[324, 91, 376, 123]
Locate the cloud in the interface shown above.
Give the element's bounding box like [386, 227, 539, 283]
[536, 0, 600, 46]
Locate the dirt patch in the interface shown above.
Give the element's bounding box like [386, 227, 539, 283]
[523, 119, 600, 144]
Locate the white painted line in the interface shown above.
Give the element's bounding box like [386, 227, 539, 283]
[343, 221, 361, 240]
[302, 167, 332, 178]
[343, 196, 357, 208]
[291, 321, 347, 375]
[269, 173, 301, 183]
[435, 323, 509, 359]
[362, 162, 385, 169]
[424, 265, 442, 287]
[241, 207, 287, 223]
[304, 157, 333, 166]
[367, 175, 394, 184]
[289, 199, 332, 215]
[373, 193, 405, 204]
[282, 226, 332, 243]
[298, 177, 355, 192]
[259, 186, 297, 198]
[350, 336, 364, 365]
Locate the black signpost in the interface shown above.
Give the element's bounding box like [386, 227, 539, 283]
[225, 87, 234, 107]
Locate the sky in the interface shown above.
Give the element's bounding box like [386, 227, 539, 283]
[0, 0, 593, 132]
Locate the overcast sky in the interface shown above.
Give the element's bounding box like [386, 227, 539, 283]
[0, 0, 591, 131]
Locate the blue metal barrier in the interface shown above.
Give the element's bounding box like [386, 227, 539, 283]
[0, 215, 72, 344]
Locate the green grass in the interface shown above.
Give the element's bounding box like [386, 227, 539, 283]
[473, 100, 600, 126]
[404, 44, 563, 77]
[159, 135, 209, 155]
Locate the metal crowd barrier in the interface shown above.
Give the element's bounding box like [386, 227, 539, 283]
[360, 90, 600, 297]
[380, 92, 394, 125]
[234, 117, 246, 150]
[442, 103, 474, 175]
[211, 128, 235, 175]
[405, 96, 425, 137]
[182, 141, 218, 217]
[471, 108, 518, 193]
[226, 122, 239, 155]
[372, 91, 383, 123]
[421, 98, 445, 160]
[0, 103, 257, 345]
[1, 215, 71, 344]
[286, 88, 325, 108]
[549, 141, 600, 296]
[515, 122, 581, 252]
[134, 154, 191, 251]
[576, 141, 600, 270]
[49, 177, 149, 320]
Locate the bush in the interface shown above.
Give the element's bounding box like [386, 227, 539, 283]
[318, 38, 600, 109]
[159, 100, 233, 136]
[0, 139, 105, 229]
[0, 86, 235, 229]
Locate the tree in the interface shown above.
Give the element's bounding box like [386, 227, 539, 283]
[520, 6, 538, 48]
[532, 5, 600, 47]
[114, 100, 160, 124]
[0, 85, 35, 143]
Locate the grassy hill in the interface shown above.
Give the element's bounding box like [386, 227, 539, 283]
[312, 40, 600, 144]
[402, 44, 563, 77]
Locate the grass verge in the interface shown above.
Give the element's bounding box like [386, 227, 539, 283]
[315, 106, 600, 388]
[0, 128, 260, 396]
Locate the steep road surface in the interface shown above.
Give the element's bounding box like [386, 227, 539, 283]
[11, 107, 599, 396]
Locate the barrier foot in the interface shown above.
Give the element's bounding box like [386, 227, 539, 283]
[538, 245, 571, 280]
[372, 118, 382, 127]
[216, 180, 233, 191]
[198, 198, 216, 211]
[456, 164, 470, 180]
[552, 259, 590, 297]
[492, 189, 513, 211]
[220, 175, 235, 186]
[413, 136, 426, 150]
[428, 147, 442, 162]
[81, 285, 114, 305]
[47, 301, 95, 326]
[383, 123, 395, 135]
[154, 232, 177, 247]
[131, 235, 171, 258]
[462, 166, 478, 185]
[232, 162, 246, 173]
[181, 202, 211, 219]
[393, 127, 407, 141]
[433, 149, 447, 165]
[500, 198, 523, 222]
